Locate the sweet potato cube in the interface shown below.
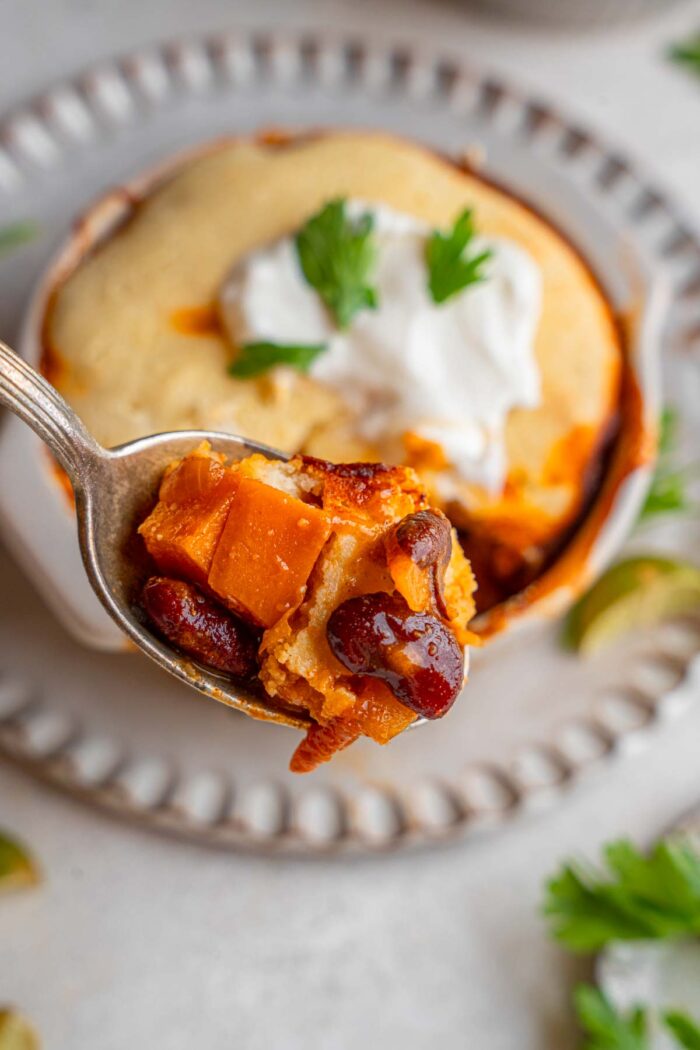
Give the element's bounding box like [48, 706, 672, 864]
[386, 548, 432, 612]
[208, 478, 331, 628]
[355, 680, 416, 744]
[138, 454, 240, 588]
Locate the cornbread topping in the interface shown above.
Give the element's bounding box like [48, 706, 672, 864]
[45, 131, 623, 618]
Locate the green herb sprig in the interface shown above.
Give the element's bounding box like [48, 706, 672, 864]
[545, 837, 700, 1048]
[639, 408, 699, 524]
[425, 208, 492, 305]
[575, 985, 648, 1050]
[0, 221, 37, 258]
[295, 198, 378, 329]
[544, 837, 700, 953]
[665, 1011, 700, 1049]
[231, 199, 495, 379]
[575, 990, 700, 1050]
[669, 36, 700, 77]
[228, 341, 327, 378]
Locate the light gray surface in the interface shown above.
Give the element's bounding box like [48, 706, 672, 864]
[1, 1, 700, 1047]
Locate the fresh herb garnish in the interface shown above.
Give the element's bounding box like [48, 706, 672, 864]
[665, 1011, 700, 1049]
[669, 35, 700, 77]
[639, 408, 699, 524]
[544, 839, 700, 1047]
[425, 208, 492, 305]
[640, 468, 696, 521]
[574, 993, 700, 1050]
[295, 198, 378, 329]
[0, 221, 37, 257]
[575, 985, 648, 1050]
[228, 340, 327, 378]
[544, 837, 700, 953]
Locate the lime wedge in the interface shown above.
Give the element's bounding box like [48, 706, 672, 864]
[0, 1010, 40, 1050]
[565, 556, 700, 655]
[0, 831, 40, 893]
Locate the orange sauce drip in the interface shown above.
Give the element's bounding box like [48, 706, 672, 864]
[170, 303, 223, 338]
[41, 343, 68, 388]
[38, 287, 77, 509]
[542, 425, 597, 486]
[257, 127, 297, 148]
[474, 356, 652, 641]
[40, 288, 69, 388]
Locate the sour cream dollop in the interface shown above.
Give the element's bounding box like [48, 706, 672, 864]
[220, 202, 543, 494]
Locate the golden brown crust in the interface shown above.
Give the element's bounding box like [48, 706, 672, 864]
[297, 456, 428, 523]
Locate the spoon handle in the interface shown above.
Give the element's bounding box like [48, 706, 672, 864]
[0, 340, 102, 486]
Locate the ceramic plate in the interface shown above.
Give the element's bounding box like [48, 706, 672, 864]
[0, 30, 699, 853]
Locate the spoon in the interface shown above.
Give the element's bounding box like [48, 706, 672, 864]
[0, 340, 313, 730]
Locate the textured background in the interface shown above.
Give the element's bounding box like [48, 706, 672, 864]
[2, 1, 700, 1047]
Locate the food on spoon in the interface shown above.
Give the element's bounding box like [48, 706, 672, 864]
[385, 509, 453, 616]
[138, 451, 241, 587]
[326, 592, 465, 719]
[46, 129, 624, 630]
[141, 577, 260, 678]
[207, 476, 331, 627]
[138, 445, 478, 770]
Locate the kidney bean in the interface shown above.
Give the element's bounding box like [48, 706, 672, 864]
[387, 509, 452, 616]
[326, 591, 464, 720]
[142, 576, 260, 679]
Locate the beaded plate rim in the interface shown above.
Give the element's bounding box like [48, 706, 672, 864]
[0, 28, 699, 855]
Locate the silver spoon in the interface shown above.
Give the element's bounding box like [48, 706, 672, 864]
[0, 340, 313, 730]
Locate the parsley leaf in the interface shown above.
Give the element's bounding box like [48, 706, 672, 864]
[0, 221, 37, 257]
[543, 838, 700, 953]
[425, 208, 492, 305]
[575, 985, 648, 1050]
[669, 36, 700, 76]
[295, 199, 378, 329]
[639, 408, 699, 524]
[639, 469, 695, 521]
[228, 341, 327, 378]
[665, 1011, 700, 1049]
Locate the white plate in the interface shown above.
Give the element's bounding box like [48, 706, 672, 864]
[0, 31, 699, 853]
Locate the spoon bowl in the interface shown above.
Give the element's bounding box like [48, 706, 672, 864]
[0, 340, 313, 729]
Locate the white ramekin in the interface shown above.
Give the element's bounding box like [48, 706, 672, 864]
[0, 134, 665, 650]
